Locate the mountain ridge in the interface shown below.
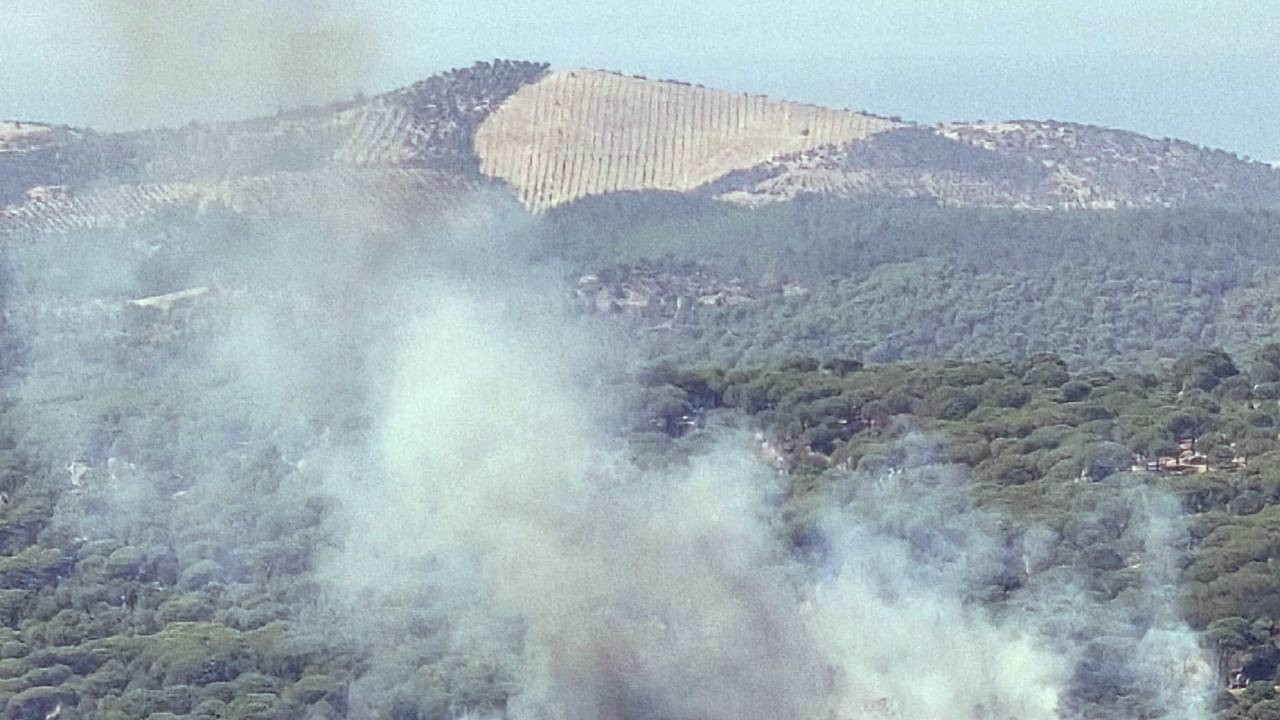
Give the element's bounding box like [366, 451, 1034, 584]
[2, 59, 1278, 236]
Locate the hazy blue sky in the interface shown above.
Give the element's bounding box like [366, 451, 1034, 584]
[3, 1, 1278, 161]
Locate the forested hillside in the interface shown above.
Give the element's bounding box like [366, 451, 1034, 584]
[5, 274, 1280, 717]
[537, 192, 1280, 370]
[1, 193, 1280, 718]
[7, 60, 1278, 240]
[628, 346, 1280, 719]
[6, 55, 1280, 720]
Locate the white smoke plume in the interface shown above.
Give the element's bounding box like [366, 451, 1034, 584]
[0, 203, 1218, 719]
[0, 7, 1222, 718]
[300, 234, 1216, 719]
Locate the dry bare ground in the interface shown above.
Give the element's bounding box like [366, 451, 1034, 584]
[475, 69, 902, 210]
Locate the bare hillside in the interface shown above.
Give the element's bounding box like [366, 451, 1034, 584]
[474, 69, 903, 210]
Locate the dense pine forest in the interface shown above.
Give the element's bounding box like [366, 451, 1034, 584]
[5, 194, 1280, 718]
[539, 193, 1280, 370]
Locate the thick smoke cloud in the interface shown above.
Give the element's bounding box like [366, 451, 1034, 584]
[0, 172, 1222, 720]
[0, 7, 1221, 711]
[322, 288, 1072, 719]
[93, 0, 381, 128]
[0, 200, 1219, 719]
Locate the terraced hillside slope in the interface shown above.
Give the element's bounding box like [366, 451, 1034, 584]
[474, 69, 904, 210]
[0, 60, 548, 237]
[0, 168, 482, 236]
[5, 60, 1280, 233]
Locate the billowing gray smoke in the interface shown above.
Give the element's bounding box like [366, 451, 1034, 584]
[337, 290, 835, 719]
[0, 5, 1224, 716]
[0, 203, 1215, 719]
[305, 219, 1215, 720]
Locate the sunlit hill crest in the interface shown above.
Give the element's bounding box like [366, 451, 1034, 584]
[3, 59, 1279, 238]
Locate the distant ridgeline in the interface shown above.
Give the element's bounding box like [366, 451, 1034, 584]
[4, 60, 1280, 374]
[3, 58, 1279, 239]
[472, 67, 1280, 211]
[8, 60, 1280, 720]
[0, 60, 549, 235]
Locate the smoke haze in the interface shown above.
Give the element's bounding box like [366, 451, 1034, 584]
[0, 6, 1227, 718]
[92, 1, 380, 127]
[0, 203, 1217, 719]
